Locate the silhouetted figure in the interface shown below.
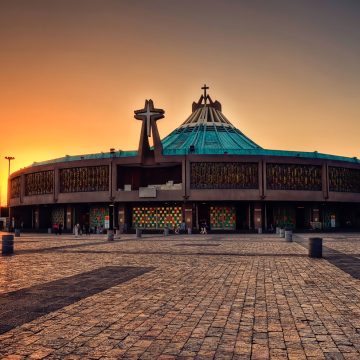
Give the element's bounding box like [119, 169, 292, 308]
[200, 220, 207, 234]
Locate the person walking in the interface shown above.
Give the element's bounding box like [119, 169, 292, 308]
[200, 220, 207, 234]
[74, 223, 80, 237]
[180, 221, 186, 234]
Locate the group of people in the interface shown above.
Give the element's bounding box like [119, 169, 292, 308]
[53, 220, 208, 237]
[200, 220, 208, 234]
[52, 223, 107, 236]
[56, 220, 210, 236]
[174, 221, 187, 234]
[174, 220, 208, 234]
[73, 223, 91, 236]
[52, 223, 63, 235]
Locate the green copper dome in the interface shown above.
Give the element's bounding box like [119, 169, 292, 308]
[162, 93, 261, 155]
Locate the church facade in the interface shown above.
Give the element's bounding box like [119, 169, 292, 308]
[9, 87, 360, 232]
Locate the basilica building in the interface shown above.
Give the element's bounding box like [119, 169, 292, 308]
[9, 87, 360, 232]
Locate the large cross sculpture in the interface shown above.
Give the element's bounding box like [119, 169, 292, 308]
[134, 99, 164, 137]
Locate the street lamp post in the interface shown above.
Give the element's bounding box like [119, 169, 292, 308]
[5, 156, 15, 231]
[5, 156, 15, 178]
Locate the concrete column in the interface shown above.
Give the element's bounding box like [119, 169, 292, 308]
[66, 206, 72, 231]
[20, 174, 25, 204]
[108, 162, 112, 200]
[247, 203, 251, 229]
[254, 202, 262, 230]
[263, 160, 267, 199]
[258, 161, 264, 199]
[118, 205, 125, 232]
[264, 203, 268, 230]
[33, 206, 40, 230]
[54, 168, 60, 202]
[184, 156, 190, 201]
[184, 204, 193, 230]
[322, 163, 329, 200]
[110, 161, 116, 200]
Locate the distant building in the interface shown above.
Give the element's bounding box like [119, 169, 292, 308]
[9, 87, 360, 232]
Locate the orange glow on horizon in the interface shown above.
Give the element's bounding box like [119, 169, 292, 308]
[1, 1, 359, 206]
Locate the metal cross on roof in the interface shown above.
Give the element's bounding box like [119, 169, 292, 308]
[134, 99, 165, 137]
[201, 84, 209, 97]
[201, 84, 209, 104]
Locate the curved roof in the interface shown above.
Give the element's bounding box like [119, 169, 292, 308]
[29, 150, 137, 167]
[162, 94, 261, 154]
[25, 90, 359, 169]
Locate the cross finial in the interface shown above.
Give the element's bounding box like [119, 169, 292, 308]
[201, 84, 209, 99]
[134, 99, 164, 137]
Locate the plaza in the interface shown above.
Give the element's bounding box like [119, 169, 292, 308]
[1, 232, 360, 359]
[1, 1, 360, 358]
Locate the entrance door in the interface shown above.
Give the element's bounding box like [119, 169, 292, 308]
[76, 205, 90, 229]
[197, 203, 209, 231]
[236, 204, 248, 230]
[296, 207, 306, 229]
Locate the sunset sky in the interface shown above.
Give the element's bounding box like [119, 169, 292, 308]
[0, 0, 360, 205]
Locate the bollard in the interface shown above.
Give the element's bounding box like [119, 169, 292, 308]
[187, 228, 192, 235]
[279, 228, 285, 238]
[48, 227, 52, 234]
[309, 237, 322, 258]
[258, 228, 262, 234]
[285, 229, 293, 242]
[276, 227, 280, 235]
[14, 229, 21, 237]
[2, 235, 14, 256]
[107, 230, 114, 241]
[136, 228, 142, 238]
[164, 228, 169, 236]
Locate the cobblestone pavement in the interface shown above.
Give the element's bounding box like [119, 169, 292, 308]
[1, 232, 360, 359]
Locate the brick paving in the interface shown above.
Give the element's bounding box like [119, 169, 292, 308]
[0, 232, 360, 359]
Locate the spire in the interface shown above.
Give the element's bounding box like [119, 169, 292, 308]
[192, 84, 221, 112]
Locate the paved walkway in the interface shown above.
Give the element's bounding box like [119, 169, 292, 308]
[1, 232, 360, 359]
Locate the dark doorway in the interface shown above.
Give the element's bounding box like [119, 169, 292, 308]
[75, 205, 90, 228]
[236, 203, 249, 230]
[39, 206, 52, 229]
[197, 203, 210, 231]
[266, 205, 274, 230]
[296, 207, 306, 229]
